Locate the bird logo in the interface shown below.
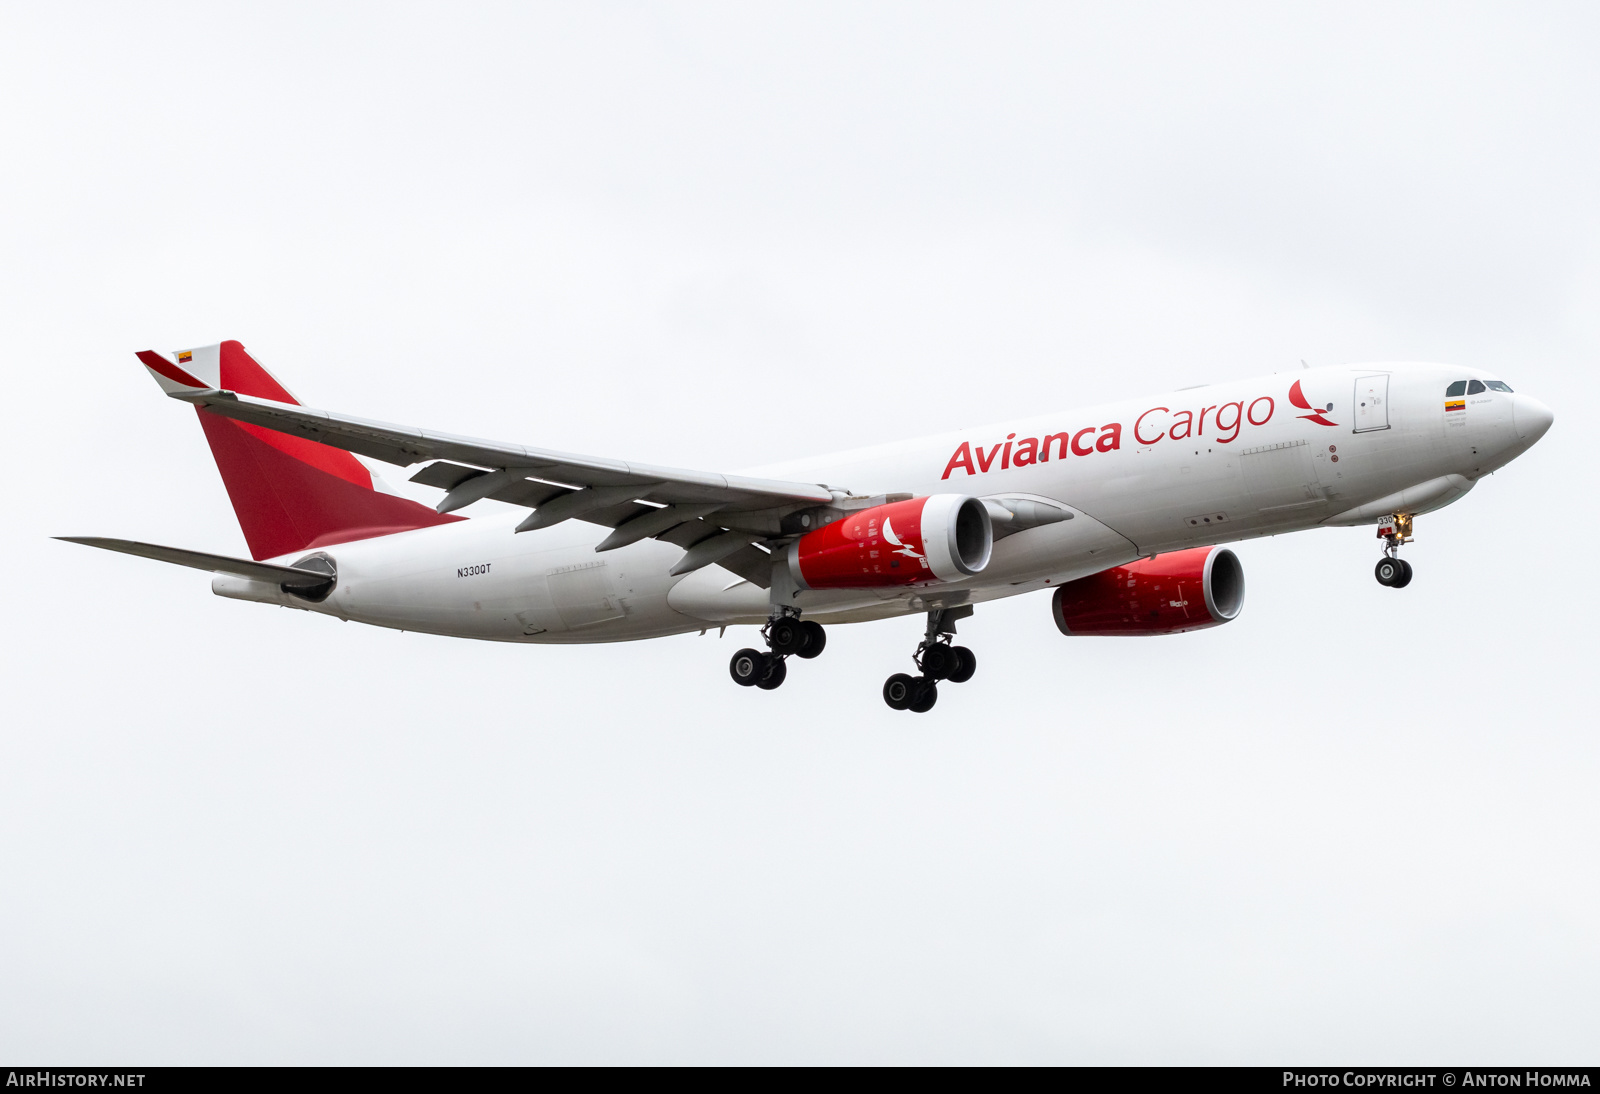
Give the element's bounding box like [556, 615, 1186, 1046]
[1288, 379, 1338, 426]
[881, 518, 926, 565]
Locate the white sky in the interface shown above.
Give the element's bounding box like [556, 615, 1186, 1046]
[2, 1, 1597, 1064]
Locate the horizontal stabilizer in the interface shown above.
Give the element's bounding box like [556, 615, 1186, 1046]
[55, 537, 335, 589]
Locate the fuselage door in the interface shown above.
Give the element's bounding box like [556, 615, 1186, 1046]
[1353, 374, 1390, 433]
[1241, 438, 1321, 514]
[546, 560, 627, 629]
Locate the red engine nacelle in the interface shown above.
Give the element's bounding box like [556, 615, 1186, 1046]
[1052, 546, 1244, 636]
[789, 494, 993, 590]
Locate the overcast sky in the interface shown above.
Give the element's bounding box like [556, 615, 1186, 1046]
[2, 2, 1597, 1064]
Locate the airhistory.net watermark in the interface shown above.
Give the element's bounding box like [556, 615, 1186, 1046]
[5, 1075, 145, 1088]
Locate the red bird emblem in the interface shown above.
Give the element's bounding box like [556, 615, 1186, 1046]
[1288, 379, 1338, 426]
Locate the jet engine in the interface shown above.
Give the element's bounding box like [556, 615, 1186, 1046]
[1052, 546, 1244, 636]
[789, 494, 992, 590]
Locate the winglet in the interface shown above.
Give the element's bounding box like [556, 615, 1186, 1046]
[137, 348, 216, 396]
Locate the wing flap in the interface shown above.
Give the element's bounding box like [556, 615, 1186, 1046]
[576, 500, 657, 528]
[488, 479, 574, 510]
[715, 544, 773, 589]
[409, 461, 483, 491]
[657, 519, 721, 549]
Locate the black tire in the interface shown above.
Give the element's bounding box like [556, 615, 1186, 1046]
[908, 678, 939, 714]
[883, 673, 915, 710]
[948, 646, 977, 684]
[1374, 557, 1403, 587]
[920, 644, 955, 679]
[730, 648, 765, 686]
[755, 655, 787, 690]
[768, 618, 806, 656]
[796, 620, 827, 659]
[1394, 559, 1414, 588]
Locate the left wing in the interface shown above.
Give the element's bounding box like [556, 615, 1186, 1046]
[139, 350, 842, 585]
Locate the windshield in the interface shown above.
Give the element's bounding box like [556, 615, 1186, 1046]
[1485, 380, 1514, 392]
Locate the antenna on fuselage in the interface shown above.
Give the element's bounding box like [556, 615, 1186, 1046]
[1301, 359, 1310, 369]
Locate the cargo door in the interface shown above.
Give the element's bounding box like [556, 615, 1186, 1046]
[1240, 438, 1324, 517]
[1353, 374, 1390, 433]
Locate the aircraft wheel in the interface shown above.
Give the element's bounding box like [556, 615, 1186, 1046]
[729, 648, 766, 687]
[883, 673, 915, 711]
[755, 655, 787, 690]
[1374, 557, 1404, 587]
[919, 644, 955, 680]
[947, 646, 977, 684]
[796, 620, 827, 659]
[907, 678, 939, 714]
[1394, 559, 1414, 588]
[768, 618, 807, 656]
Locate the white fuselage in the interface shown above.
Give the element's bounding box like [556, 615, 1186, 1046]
[212, 362, 1549, 642]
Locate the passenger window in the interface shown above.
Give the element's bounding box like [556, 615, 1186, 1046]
[1485, 380, 1514, 392]
[1446, 381, 1467, 397]
[1467, 380, 1486, 394]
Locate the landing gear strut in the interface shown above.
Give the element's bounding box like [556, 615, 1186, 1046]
[729, 612, 825, 690]
[882, 606, 977, 714]
[1374, 514, 1415, 589]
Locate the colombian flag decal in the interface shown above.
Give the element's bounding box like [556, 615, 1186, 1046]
[177, 350, 193, 364]
[1445, 399, 1465, 412]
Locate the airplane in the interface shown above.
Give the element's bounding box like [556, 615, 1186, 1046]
[60, 341, 1553, 714]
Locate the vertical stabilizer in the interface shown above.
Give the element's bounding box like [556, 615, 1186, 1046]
[137, 341, 462, 560]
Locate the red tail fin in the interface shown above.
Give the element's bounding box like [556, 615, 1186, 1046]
[139, 341, 462, 560]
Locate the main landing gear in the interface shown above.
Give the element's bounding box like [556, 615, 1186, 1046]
[1374, 513, 1415, 589]
[883, 607, 977, 714]
[729, 613, 826, 691]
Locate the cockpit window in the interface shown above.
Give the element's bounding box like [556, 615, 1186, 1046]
[1485, 380, 1514, 392]
[1467, 380, 1486, 394]
[1446, 381, 1467, 397]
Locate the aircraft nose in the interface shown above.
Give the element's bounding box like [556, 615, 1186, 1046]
[1513, 394, 1555, 443]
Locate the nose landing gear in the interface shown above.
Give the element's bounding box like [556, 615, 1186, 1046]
[1374, 514, 1415, 588]
[882, 606, 977, 714]
[729, 613, 826, 691]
